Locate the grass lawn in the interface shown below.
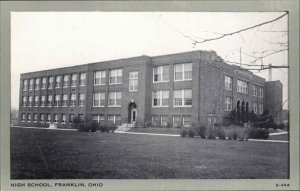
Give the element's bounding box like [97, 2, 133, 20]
[129, 127, 181, 135]
[268, 134, 289, 141]
[11, 127, 289, 179]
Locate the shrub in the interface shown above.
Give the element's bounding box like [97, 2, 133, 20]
[188, 128, 196, 138]
[90, 121, 99, 132]
[216, 127, 226, 140]
[207, 127, 216, 139]
[196, 126, 206, 138]
[78, 123, 89, 132]
[99, 125, 106, 132]
[225, 126, 238, 140]
[180, 128, 188, 137]
[248, 127, 269, 139]
[237, 128, 247, 140]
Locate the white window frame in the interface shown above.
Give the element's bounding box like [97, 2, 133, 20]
[21, 113, 26, 122]
[69, 114, 74, 123]
[173, 89, 192, 107]
[63, 75, 69, 87]
[93, 92, 105, 107]
[253, 102, 258, 114]
[61, 114, 67, 124]
[40, 114, 45, 123]
[28, 96, 33, 107]
[237, 80, 248, 94]
[160, 115, 168, 126]
[108, 92, 121, 107]
[47, 95, 53, 107]
[253, 85, 258, 97]
[70, 94, 76, 107]
[29, 79, 34, 90]
[152, 115, 160, 126]
[62, 94, 68, 107]
[22, 96, 27, 107]
[41, 95, 46, 107]
[259, 86, 264, 98]
[55, 76, 61, 88]
[34, 96, 39, 107]
[46, 114, 51, 123]
[225, 75, 232, 91]
[174, 63, 192, 81]
[54, 95, 60, 107]
[152, 90, 169, 107]
[108, 114, 121, 126]
[71, 74, 77, 87]
[79, 93, 85, 106]
[183, 115, 192, 127]
[225, 96, 232, 111]
[22, 80, 28, 91]
[41, 77, 47, 89]
[172, 115, 181, 127]
[34, 78, 40, 90]
[92, 114, 105, 123]
[27, 113, 31, 122]
[129, 71, 138, 91]
[79, 73, 86, 86]
[33, 113, 38, 122]
[54, 114, 59, 123]
[109, 69, 122, 85]
[153, 65, 169, 83]
[94, 71, 106, 86]
[259, 102, 264, 114]
[48, 76, 53, 89]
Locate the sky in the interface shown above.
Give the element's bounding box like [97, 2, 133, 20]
[11, 12, 288, 110]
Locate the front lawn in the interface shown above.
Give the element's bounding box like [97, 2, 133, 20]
[11, 127, 289, 179]
[129, 127, 181, 135]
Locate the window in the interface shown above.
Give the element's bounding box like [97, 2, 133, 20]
[78, 114, 84, 122]
[225, 76, 232, 91]
[237, 80, 248, 94]
[69, 114, 74, 123]
[71, 74, 77, 87]
[54, 95, 60, 107]
[94, 71, 106, 85]
[22, 80, 28, 91]
[34, 96, 39, 107]
[70, 94, 76, 106]
[54, 114, 59, 123]
[61, 114, 66, 124]
[93, 92, 105, 107]
[46, 114, 51, 123]
[40, 114, 45, 123]
[174, 63, 192, 81]
[108, 114, 121, 126]
[160, 115, 168, 126]
[253, 85, 258, 96]
[79, 73, 86, 86]
[173, 89, 192, 107]
[253, 102, 258, 114]
[108, 92, 121, 107]
[152, 90, 169, 107]
[47, 95, 53, 107]
[152, 115, 159, 126]
[79, 93, 85, 106]
[63, 75, 69, 87]
[183, 115, 191, 127]
[62, 94, 68, 106]
[225, 97, 232, 111]
[27, 113, 31, 122]
[259, 87, 264, 98]
[55, 76, 61, 88]
[41, 95, 46, 107]
[29, 79, 34, 90]
[42, 77, 47, 89]
[48, 76, 53, 89]
[21, 113, 26, 122]
[34, 78, 40, 90]
[173, 115, 181, 127]
[109, 69, 122, 84]
[153, 65, 169, 82]
[129, 71, 138, 91]
[28, 96, 33, 107]
[92, 114, 105, 124]
[33, 113, 37, 122]
[259, 102, 264, 114]
[22, 96, 27, 107]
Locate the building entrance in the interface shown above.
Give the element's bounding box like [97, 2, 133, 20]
[128, 102, 137, 124]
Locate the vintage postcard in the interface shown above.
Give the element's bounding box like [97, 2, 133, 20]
[1, 1, 299, 191]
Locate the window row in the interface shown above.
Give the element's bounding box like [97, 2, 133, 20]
[153, 63, 192, 83]
[22, 73, 86, 91]
[152, 115, 191, 127]
[21, 113, 84, 124]
[92, 114, 121, 126]
[22, 93, 85, 107]
[152, 89, 192, 107]
[224, 96, 263, 114]
[224, 75, 264, 97]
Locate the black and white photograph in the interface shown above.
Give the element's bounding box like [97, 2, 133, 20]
[1, 1, 299, 190]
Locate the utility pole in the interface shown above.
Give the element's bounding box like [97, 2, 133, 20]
[239, 47, 242, 67]
[268, 63, 272, 81]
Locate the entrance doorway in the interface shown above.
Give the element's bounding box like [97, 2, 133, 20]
[128, 102, 137, 124]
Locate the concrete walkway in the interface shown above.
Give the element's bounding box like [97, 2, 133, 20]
[269, 131, 288, 136]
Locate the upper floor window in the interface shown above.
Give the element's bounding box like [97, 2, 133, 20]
[259, 87, 264, 98]
[252, 85, 258, 96]
[22, 96, 27, 107]
[173, 89, 192, 107]
[237, 80, 248, 94]
[153, 65, 169, 82]
[62, 94, 68, 106]
[174, 63, 192, 81]
[41, 77, 47, 89]
[129, 71, 138, 91]
[34, 96, 39, 107]
[79, 93, 85, 106]
[253, 102, 257, 114]
[225, 76, 232, 91]
[34, 78, 40, 90]
[71, 74, 77, 87]
[28, 96, 33, 107]
[41, 95, 46, 107]
[152, 90, 169, 107]
[63, 75, 69, 87]
[55, 76, 61, 88]
[48, 76, 53, 89]
[109, 69, 122, 85]
[108, 92, 121, 107]
[70, 94, 76, 106]
[79, 73, 86, 86]
[259, 102, 264, 114]
[22, 80, 28, 91]
[93, 92, 105, 107]
[94, 71, 106, 85]
[47, 95, 53, 107]
[225, 96, 232, 111]
[29, 79, 34, 90]
[54, 95, 60, 107]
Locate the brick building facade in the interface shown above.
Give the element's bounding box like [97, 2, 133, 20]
[18, 51, 282, 128]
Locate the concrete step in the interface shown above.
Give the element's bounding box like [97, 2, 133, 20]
[115, 123, 134, 132]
